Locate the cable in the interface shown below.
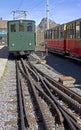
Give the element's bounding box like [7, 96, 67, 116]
[17, 0, 24, 10]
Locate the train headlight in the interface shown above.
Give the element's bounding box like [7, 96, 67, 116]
[29, 43, 32, 46]
[12, 43, 15, 46]
[20, 20, 23, 23]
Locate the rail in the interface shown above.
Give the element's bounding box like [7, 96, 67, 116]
[15, 57, 81, 130]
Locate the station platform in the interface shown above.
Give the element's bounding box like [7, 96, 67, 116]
[0, 45, 8, 79]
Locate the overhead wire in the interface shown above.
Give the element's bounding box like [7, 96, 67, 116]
[17, 0, 25, 10]
[26, 0, 46, 22]
[29, 0, 45, 11]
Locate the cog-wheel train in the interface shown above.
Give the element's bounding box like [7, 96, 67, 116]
[7, 19, 36, 55]
[44, 18, 81, 57]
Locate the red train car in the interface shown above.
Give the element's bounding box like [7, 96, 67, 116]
[44, 18, 81, 57]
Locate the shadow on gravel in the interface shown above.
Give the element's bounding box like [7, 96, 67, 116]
[0, 45, 9, 59]
[46, 53, 81, 85]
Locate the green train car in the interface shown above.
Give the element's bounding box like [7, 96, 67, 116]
[7, 20, 36, 55]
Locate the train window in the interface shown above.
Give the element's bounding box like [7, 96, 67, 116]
[46, 31, 48, 39]
[59, 28, 60, 39]
[66, 25, 69, 38]
[80, 22, 81, 38]
[47, 30, 50, 39]
[70, 24, 73, 38]
[11, 24, 16, 32]
[46, 32, 47, 39]
[19, 23, 24, 32]
[66, 25, 70, 38]
[55, 29, 57, 39]
[0, 36, 2, 40]
[73, 23, 76, 38]
[52, 29, 54, 39]
[44, 31, 47, 39]
[66, 23, 75, 39]
[54, 27, 59, 39]
[59, 26, 64, 39]
[44, 32, 46, 39]
[60, 29, 63, 39]
[47, 30, 49, 39]
[76, 22, 80, 38]
[49, 30, 52, 39]
[27, 23, 32, 32]
[57, 28, 59, 39]
[69, 24, 73, 38]
[54, 30, 56, 39]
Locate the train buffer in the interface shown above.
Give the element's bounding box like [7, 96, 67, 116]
[37, 59, 46, 64]
[59, 76, 76, 87]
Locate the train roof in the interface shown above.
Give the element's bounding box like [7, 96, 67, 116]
[7, 19, 35, 23]
[45, 24, 60, 31]
[63, 18, 81, 24]
[45, 18, 81, 31]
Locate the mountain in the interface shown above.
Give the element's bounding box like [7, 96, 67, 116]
[38, 17, 58, 30]
[36, 17, 59, 45]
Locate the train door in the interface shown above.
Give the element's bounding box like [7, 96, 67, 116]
[17, 20, 35, 51]
[75, 20, 81, 56]
[66, 22, 75, 54]
[59, 25, 65, 52]
[8, 21, 18, 51]
[26, 22, 35, 50]
[17, 21, 26, 50]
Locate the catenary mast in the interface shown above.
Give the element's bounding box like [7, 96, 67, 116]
[46, 0, 49, 29]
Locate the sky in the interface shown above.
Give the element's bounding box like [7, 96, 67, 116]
[0, 0, 81, 25]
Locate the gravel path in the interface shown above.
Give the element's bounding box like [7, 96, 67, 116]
[0, 59, 18, 130]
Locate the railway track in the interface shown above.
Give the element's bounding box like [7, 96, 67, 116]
[1, 53, 81, 130]
[15, 56, 81, 130]
[16, 59, 58, 130]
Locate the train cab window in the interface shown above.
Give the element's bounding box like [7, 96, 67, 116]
[27, 23, 32, 32]
[76, 22, 80, 38]
[0, 36, 2, 40]
[19, 23, 24, 32]
[11, 24, 16, 32]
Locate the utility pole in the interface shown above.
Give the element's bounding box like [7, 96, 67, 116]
[12, 10, 27, 20]
[46, 0, 49, 29]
